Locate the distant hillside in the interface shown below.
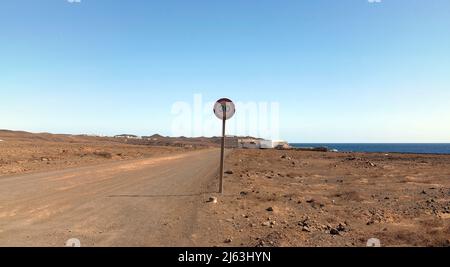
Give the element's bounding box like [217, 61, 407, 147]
[0, 130, 261, 149]
[0, 130, 115, 144]
[142, 134, 165, 139]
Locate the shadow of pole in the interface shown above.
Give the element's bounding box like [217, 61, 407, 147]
[107, 192, 216, 198]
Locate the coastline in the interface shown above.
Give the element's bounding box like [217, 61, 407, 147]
[290, 143, 450, 155]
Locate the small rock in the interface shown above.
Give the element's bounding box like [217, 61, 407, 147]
[337, 223, 346, 232]
[279, 155, 291, 160]
[225, 170, 233, 175]
[207, 197, 218, 204]
[302, 226, 311, 232]
[266, 207, 274, 212]
[330, 228, 340, 235]
[262, 221, 271, 227]
[298, 218, 309, 227]
[421, 190, 427, 195]
[224, 238, 232, 243]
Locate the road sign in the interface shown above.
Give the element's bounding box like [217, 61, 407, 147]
[214, 98, 235, 120]
[214, 98, 235, 194]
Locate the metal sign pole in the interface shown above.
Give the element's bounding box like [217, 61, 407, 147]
[219, 105, 226, 194]
[214, 98, 235, 195]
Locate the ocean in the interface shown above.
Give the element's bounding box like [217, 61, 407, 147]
[289, 143, 450, 155]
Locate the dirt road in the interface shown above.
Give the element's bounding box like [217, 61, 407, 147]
[0, 149, 221, 247]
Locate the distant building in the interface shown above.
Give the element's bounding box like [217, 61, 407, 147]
[221, 136, 289, 149]
[221, 136, 261, 149]
[260, 140, 273, 149]
[114, 134, 139, 139]
[238, 138, 261, 149]
[142, 134, 164, 141]
[225, 136, 239, 148]
[260, 140, 289, 149]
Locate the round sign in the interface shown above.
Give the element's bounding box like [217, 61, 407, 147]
[214, 98, 235, 120]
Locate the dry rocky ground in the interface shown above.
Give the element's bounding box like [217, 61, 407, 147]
[197, 149, 450, 247]
[0, 130, 195, 176]
[2, 130, 450, 247]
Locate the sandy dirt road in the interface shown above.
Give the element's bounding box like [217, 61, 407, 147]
[0, 149, 222, 247]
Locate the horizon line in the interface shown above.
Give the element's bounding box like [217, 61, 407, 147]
[1, 129, 450, 144]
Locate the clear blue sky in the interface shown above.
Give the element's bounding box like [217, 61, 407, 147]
[1, 0, 450, 142]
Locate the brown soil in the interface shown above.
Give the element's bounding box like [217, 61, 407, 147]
[0, 149, 220, 247]
[197, 149, 450, 247]
[0, 130, 197, 176]
[2, 130, 449, 247]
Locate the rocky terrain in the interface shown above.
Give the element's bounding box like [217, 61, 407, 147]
[2, 130, 449, 247]
[197, 149, 450, 247]
[0, 130, 198, 176]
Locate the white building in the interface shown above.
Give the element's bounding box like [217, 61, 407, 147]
[114, 134, 140, 139]
[260, 140, 289, 149]
[238, 138, 261, 149]
[260, 140, 274, 149]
